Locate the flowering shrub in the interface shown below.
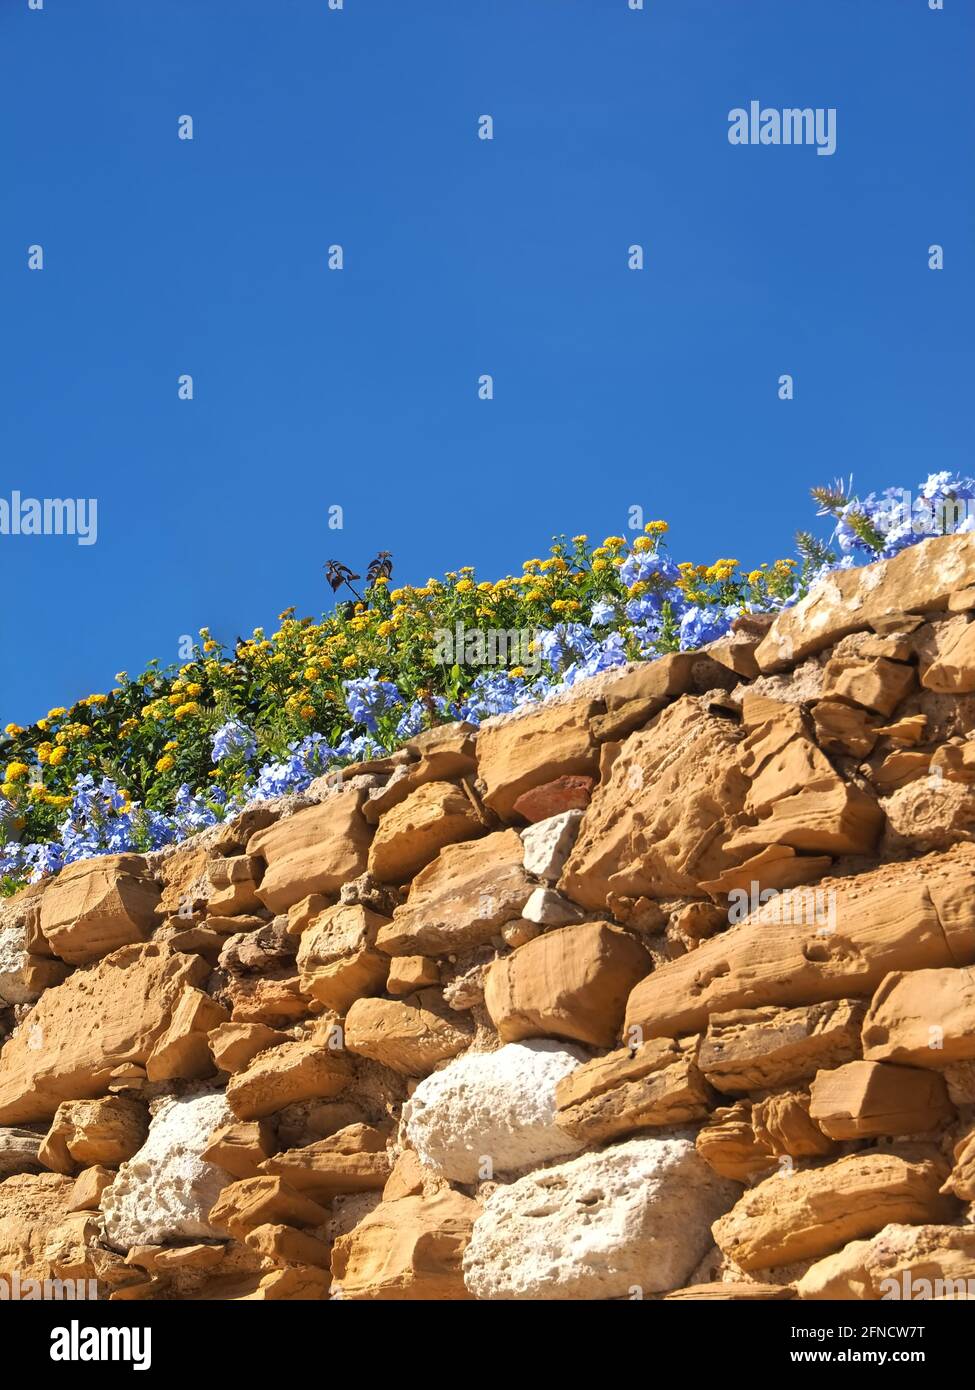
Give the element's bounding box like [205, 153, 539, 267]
[2, 474, 967, 892]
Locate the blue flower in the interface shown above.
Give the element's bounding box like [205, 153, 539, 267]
[211, 718, 256, 763]
[343, 670, 404, 733]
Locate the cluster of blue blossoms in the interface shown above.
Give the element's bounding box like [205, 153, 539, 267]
[6, 474, 971, 883]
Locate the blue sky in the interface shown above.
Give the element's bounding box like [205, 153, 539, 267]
[1, 0, 971, 725]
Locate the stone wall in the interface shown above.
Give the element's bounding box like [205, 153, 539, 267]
[4, 534, 975, 1300]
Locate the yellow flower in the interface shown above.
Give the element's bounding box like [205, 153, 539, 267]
[37, 743, 53, 763]
[164, 740, 178, 751]
[509, 666, 526, 679]
[84, 693, 108, 705]
[47, 707, 67, 719]
[36, 719, 49, 731]
[155, 754, 175, 773]
[644, 520, 669, 534]
[455, 579, 474, 594]
[300, 705, 315, 719]
[602, 536, 625, 549]
[4, 763, 29, 782]
[572, 534, 588, 544]
[185, 682, 203, 696]
[372, 575, 389, 587]
[29, 784, 47, 801]
[118, 718, 138, 737]
[377, 621, 393, 638]
[49, 747, 68, 766]
[592, 558, 608, 572]
[203, 640, 219, 653]
[526, 589, 545, 602]
[632, 536, 652, 553]
[342, 655, 357, 669]
[278, 607, 296, 620]
[748, 569, 764, 585]
[627, 581, 649, 599]
[173, 702, 200, 721]
[305, 666, 320, 681]
[4, 723, 23, 736]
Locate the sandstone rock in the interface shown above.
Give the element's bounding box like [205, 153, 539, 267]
[260, 1123, 391, 1199]
[38, 854, 160, 966]
[712, 1150, 955, 1271]
[331, 1189, 478, 1300]
[245, 1223, 331, 1270]
[820, 656, 916, 716]
[0, 942, 208, 1124]
[863, 965, 975, 1069]
[808, 1060, 954, 1138]
[367, 780, 484, 883]
[247, 792, 373, 914]
[0, 1171, 84, 1281]
[226, 1040, 352, 1120]
[208, 1022, 287, 1074]
[699, 1000, 867, 1093]
[695, 1102, 775, 1182]
[225, 973, 307, 1026]
[39, 1096, 148, 1174]
[750, 1090, 835, 1158]
[922, 619, 975, 693]
[208, 1176, 329, 1242]
[521, 810, 583, 882]
[144, 985, 229, 1082]
[477, 699, 600, 821]
[376, 830, 532, 956]
[296, 903, 389, 1013]
[0, 1125, 43, 1176]
[404, 1041, 585, 1183]
[463, 1136, 738, 1300]
[383, 1149, 430, 1201]
[882, 776, 975, 854]
[601, 652, 703, 707]
[944, 1060, 975, 1106]
[871, 749, 932, 793]
[666, 1282, 795, 1300]
[930, 740, 975, 785]
[626, 850, 975, 1040]
[560, 699, 750, 910]
[755, 534, 975, 672]
[67, 1164, 114, 1212]
[484, 921, 650, 1046]
[205, 854, 264, 915]
[942, 1126, 975, 1201]
[101, 1092, 235, 1250]
[201, 1120, 276, 1179]
[512, 777, 593, 823]
[797, 1222, 975, 1300]
[812, 698, 879, 758]
[344, 993, 471, 1077]
[554, 1037, 711, 1144]
[698, 845, 833, 898]
[723, 767, 882, 858]
[385, 955, 440, 995]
